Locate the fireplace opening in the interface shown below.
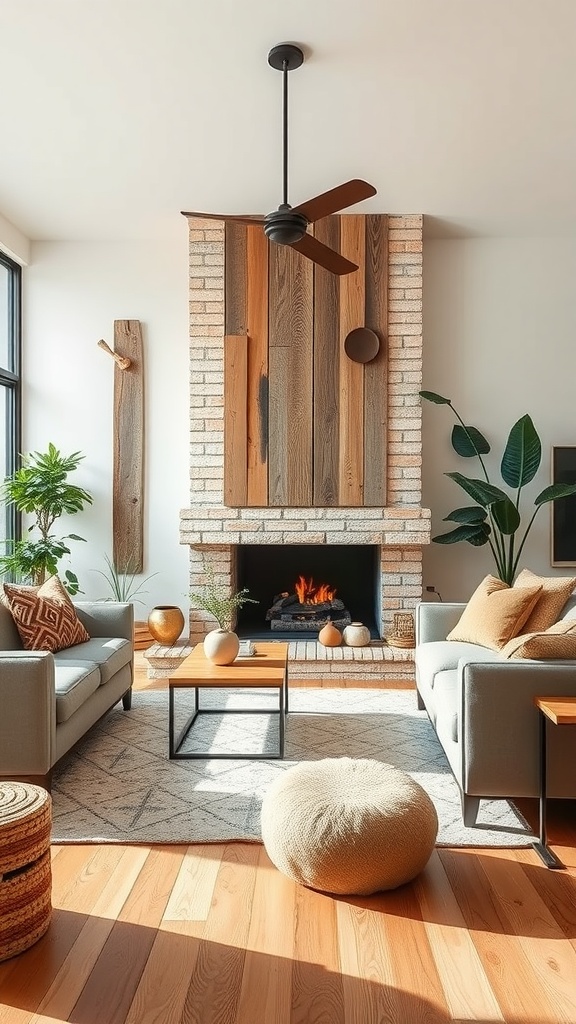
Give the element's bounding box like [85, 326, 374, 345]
[235, 544, 380, 641]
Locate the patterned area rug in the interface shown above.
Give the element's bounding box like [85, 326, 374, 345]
[51, 687, 532, 847]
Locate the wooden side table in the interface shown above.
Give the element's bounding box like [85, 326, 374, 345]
[533, 696, 576, 869]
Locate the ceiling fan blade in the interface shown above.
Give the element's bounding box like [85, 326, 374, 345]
[291, 179, 377, 223]
[290, 233, 358, 276]
[180, 211, 266, 225]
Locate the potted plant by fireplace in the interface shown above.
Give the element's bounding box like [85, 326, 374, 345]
[189, 565, 258, 665]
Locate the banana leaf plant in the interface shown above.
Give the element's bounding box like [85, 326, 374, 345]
[420, 391, 576, 585]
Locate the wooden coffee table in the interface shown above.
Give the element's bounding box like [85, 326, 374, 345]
[167, 642, 289, 760]
[533, 696, 576, 869]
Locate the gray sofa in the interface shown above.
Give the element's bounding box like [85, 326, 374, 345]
[0, 599, 134, 788]
[415, 596, 576, 825]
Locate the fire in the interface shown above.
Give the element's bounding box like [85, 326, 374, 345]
[295, 575, 337, 605]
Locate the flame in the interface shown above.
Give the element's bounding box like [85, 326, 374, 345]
[295, 575, 337, 605]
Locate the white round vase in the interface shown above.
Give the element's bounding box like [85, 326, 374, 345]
[343, 622, 371, 647]
[203, 628, 240, 665]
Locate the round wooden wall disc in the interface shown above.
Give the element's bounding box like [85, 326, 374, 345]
[344, 327, 380, 363]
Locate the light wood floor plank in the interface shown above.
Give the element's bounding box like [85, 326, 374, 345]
[292, 882, 345, 1024]
[415, 851, 505, 1021]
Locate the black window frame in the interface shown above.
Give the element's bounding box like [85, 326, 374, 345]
[0, 250, 22, 553]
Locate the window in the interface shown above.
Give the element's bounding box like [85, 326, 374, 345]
[0, 251, 21, 555]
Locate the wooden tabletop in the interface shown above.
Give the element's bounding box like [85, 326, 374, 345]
[535, 696, 576, 725]
[168, 641, 289, 688]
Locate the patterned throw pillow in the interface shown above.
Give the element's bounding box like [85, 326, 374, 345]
[446, 574, 543, 651]
[2, 575, 90, 652]
[513, 568, 576, 633]
[501, 618, 576, 659]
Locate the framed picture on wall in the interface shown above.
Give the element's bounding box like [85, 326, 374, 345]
[551, 446, 576, 566]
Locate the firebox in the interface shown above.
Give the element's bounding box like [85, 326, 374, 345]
[235, 544, 381, 640]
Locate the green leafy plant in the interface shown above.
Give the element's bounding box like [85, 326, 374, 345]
[420, 391, 576, 585]
[93, 552, 158, 604]
[189, 564, 258, 631]
[0, 443, 93, 594]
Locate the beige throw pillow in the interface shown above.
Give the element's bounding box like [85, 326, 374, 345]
[3, 575, 90, 652]
[446, 574, 543, 651]
[501, 618, 576, 659]
[513, 568, 576, 632]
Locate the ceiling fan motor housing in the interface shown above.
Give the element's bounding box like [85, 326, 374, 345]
[264, 205, 308, 245]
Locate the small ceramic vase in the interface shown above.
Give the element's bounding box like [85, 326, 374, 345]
[147, 605, 185, 645]
[203, 628, 240, 665]
[343, 621, 370, 647]
[318, 621, 342, 647]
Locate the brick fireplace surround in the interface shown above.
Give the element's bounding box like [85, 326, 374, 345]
[179, 215, 430, 681]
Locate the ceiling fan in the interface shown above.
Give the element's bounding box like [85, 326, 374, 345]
[181, 43, 377, 275]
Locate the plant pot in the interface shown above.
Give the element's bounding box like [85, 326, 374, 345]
[203, 628, 240, 665]
[318, 622, 342, 647]
[147, 605, 185, 645]
[342, 622, 370, 647]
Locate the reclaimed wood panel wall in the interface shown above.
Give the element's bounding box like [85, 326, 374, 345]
[224, 214, 388, 507]
[112, 319, 144, 570]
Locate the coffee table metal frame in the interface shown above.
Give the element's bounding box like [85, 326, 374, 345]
[533, 695, 576, 870]
[168, 642, 289, 761]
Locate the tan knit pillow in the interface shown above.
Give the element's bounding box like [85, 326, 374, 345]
[513, 568, 576, 632]
[446, 574, 543, 651]
[501, 618, 576, 659]
[3, 575, 90, 652]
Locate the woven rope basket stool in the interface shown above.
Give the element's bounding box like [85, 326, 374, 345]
[0, 782, 52, 961]
[261, 757, 438, 895]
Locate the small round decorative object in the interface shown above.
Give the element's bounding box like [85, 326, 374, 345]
[343, 621, 371, 647]
[344, 327, 380, 364]
[147, 605, 185, 645]
[203, 628, 240, 666]
[261, 757, 438, 894]
[318, 621, 342, 647]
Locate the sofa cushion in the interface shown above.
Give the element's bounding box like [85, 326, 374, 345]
[513, 568, 576, 632]
[501, 618, 576, 660]
[446, 574, 542, 651]
[415, 640, 501, 690]
[54, 663, 102, 723]
[2, 576, 90, 653]
[54, 636, 132, 684]
[429, 670, 460, 744]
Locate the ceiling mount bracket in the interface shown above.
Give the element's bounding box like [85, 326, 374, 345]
[267, 43, 304, 72]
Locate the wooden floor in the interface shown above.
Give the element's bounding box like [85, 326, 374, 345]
[1, 656, 576, 1024]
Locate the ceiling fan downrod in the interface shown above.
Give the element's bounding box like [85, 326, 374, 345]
[265, 43, 307, 245]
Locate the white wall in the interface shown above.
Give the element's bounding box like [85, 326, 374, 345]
[422, 236, 576, 601]
[23, 238, 191, 620]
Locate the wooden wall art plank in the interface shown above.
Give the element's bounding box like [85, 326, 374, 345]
[268, 244, 313, 506]
[313, 217, 341, 506]
[245, 226, 269, 506]
[225, 223, 247, 334]
[363, 214, 389, 505]
[338, 216, 365, 506]
[223, 335, 248, 506]
[113, 319, 144, 571]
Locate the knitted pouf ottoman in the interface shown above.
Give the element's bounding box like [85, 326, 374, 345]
[261, 757, 438, 895]
[0, 782, 52, 961]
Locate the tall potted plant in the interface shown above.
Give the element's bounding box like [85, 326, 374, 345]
[420, 391, 576, 584]
[0, 443, 93, 595]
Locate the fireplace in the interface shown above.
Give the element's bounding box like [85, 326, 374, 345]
[235, 544, 380, 640]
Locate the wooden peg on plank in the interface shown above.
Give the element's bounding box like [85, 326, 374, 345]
[97, 338, 132, 370]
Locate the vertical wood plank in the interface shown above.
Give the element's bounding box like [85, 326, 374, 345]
[113, 319, 144, 571]
[268, 243, 313, 506]
[223, 335, 248, 505]
[246, 226, 269, 505]
[364, 214, 389, 505]
[225, 222, 247, 334]
[338, 217, 365, 506]
[313, 217, 341, 506]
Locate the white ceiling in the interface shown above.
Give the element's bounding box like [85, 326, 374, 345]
[1, 0, 576, 242]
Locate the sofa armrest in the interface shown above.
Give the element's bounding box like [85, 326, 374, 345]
[459, 658, 576, 797]
[415, 601, 465, 644]
[0, 651, 56, 776]
[74, 601, 134, 642]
